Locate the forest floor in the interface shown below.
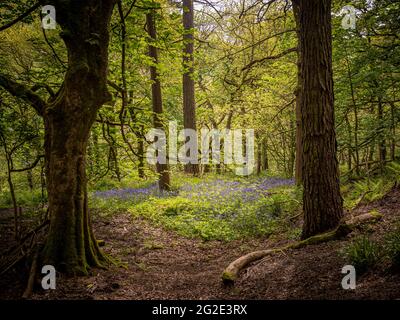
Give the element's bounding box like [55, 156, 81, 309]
[1, 184, 400, 300]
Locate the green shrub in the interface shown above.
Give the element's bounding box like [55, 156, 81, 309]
[0, 188, 46, 208]
[343, 177, 395, 209]
[384, 225, 400, 268]
[342, 236, 381, 274]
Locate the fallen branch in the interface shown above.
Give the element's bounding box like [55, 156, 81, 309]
[222, 212, 383, 285]
[0, 220, 49, 276]
[346, 210, 383, 227]
[22, 246, 39, 299]
[3, 219, 49, 257]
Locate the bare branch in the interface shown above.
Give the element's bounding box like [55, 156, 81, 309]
[0, 2, 40, 32]
[242, 47, 297, 71]
[11, 155, 44, 172]
[0, 74, 46, 116]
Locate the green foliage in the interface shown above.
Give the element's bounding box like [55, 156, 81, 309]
[342, 175, 397, 209]
[341, 236, 382, 274]
[92, 175, 300, 241]
[128, 196, 233, 241]
[384, 224, 400, 268]
[0, 188, 45, 208]
[387, 162, 400, 178]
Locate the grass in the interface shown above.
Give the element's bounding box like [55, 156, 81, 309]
[341, 236, 382, 274]
[90, 173, 300, 241]
[0, 188, 46, 209]
[3, 162, 399, 243]
[384, 222, 400, 268]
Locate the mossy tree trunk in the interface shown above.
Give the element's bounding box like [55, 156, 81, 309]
[297, 0, 343, 239]
[39, 0, 117, 275]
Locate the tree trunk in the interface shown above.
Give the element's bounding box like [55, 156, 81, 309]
[289, 111, 296, 178]
[91, 128, 101, 176]
[182, 0, 199, 175]
[297, 0, 343, 239]
[256, 133, 262, 175]
[293, 1, 303, 185]
[377, 97, 386, 172]
[262, 138, 269, 171]
[344, 114, 353, 173]
[5, 153, 19, 240]
[390, 102, 396, 161]
[346, 56, 360, 175]
[146, 11, 171, 191]
[138, 125, 146, 179]
[41, 0, 116, 275]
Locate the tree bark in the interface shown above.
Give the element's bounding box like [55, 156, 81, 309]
[389, 102, 396, 161]
[293, 1, 303, 185]
[262, 137, 269, 171]
[182, 0, 199, 175]
[256, 133, 262, 175]
[146, 11, 171, 191]
[138, 125, 146, 179]
[297, 0, 343, 239]
[346, 56, 360, 175]
[377, 97, 387, 172]
[40, 0, 117, 275]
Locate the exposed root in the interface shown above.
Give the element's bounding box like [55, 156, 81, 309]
[222, 212, 383, 285]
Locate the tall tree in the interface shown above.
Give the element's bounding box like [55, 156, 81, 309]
[182, 0, 199, 175]
[0, 0, 117, 274]
[146, 9, 171, 191]
[296, 0, 343, 239]
[293, 2, 302, 185]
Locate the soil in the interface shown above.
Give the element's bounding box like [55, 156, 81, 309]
[1, 187, 399, 300]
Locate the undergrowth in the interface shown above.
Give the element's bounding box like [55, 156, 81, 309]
[91, 174, 301, 241]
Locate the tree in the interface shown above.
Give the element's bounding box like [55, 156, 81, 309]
[146, 8, 171, 191]
[0, 0, 117, 274]
[293, 1, 302, 185]
[182, 0, 199, 175]
[296, 0, 343, 239]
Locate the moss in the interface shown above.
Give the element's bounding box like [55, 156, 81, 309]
[368, 209, 382, 218]
[222, 271, 236, 284]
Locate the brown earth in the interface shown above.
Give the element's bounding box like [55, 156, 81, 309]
[1, 187, 399, 300]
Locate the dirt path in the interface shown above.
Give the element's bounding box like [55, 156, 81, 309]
[34, 187, 400, 300]
[35, 213, 274, 300]
[1, 188, 399, 300]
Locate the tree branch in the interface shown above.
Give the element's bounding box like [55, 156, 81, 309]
[0, 2, 40, 32]
[107, 80, 123, 93]
[31, 83, 56, 98]
[11, 155, 44, 173]
[0, 74, 46, 116]
[242, 47, 298, 71]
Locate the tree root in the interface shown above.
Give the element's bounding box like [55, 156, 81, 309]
[222, 212, 383, 285]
